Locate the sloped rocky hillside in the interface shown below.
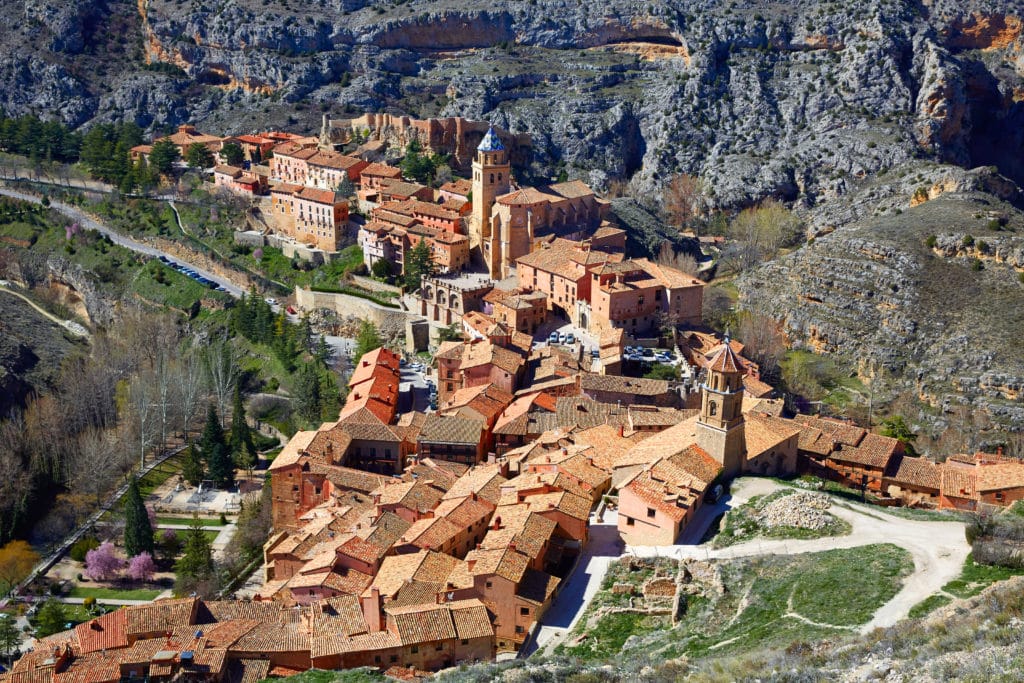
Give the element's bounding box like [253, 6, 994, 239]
[4, 0, 1024, 200]
[740, 165, 1024, 443]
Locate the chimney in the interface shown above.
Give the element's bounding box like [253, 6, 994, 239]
[618, 424, 625, 438]
[561, 447, 568, 456]
[509, 541, 517, 552]
[471, 492, 477, 501]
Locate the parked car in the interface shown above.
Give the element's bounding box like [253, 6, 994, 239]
[655, 352, 672, 363]
[286, 306, 297, 315]
[266, 297, 277, 305]
[548, 331, 559, 344]
[591, 348, 600, 359]
[558, 332, 567, 344]
[158, 255, 169, 263]
[565, 333, 576, 345]
[399, 358, 408, 368]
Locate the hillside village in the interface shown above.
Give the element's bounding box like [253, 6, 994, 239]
[4, 114, 1024, 682]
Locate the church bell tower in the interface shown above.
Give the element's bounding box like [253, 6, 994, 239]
[695, 337, 747, 479]
[470, 126, 511, 252]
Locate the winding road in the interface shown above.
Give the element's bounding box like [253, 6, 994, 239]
[0, 185, 246, 297]
[526, 477, 970, 655]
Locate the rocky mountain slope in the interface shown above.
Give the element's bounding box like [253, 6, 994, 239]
[5, 1, 1024, 199]
[741, 162, 1024, 445]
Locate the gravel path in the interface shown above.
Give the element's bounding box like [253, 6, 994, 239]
[525, 477, 968, 658]
[627, 478, 970, 634]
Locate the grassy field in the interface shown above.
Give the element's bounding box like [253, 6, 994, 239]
[155, 516, 226, 528]
[943, 553, 1024, 599]
[168, 529, 221, 544]
[138, 453, 185, 497]
[68, 586, 162, 601]
[559, 544, 914, 664]
[711, 489, 852, 548]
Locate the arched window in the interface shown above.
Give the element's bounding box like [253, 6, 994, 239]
[709, 401, 717, 416]
[489, 173, 494, 183]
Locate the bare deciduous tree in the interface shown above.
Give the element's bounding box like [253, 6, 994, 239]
[737, 311, 787, 384]
[205, 341, 239, 417]
[662, 173, 705, 234]
[175, 349, 207, 440]
[657, 241, 699, 276]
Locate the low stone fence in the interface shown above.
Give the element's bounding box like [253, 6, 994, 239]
[295, 287, 413, 335]
[351, 274, 402, 295]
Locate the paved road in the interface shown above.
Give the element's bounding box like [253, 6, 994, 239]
[0, 185, 246, 298]
[522, 515, 623, 656]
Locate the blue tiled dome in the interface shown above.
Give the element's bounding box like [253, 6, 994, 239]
[477, 126, 505, 152]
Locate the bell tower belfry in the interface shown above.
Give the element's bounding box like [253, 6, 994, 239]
[696, 337, 747, 479]
[470, 126, 510, 252]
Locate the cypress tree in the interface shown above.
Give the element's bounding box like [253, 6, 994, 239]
[123, 477, 154, 557]
[228, 386, 257, 474]
[181, 443, 205, 487]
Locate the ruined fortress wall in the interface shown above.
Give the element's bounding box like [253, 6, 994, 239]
[324, 113, 531, 172]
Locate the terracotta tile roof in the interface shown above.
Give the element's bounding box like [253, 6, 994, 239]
[375, 479, 445, 512]
[441, 383, 514, 424]
[481, 507, 556, 559]
[270, 182, 305, 195]
[431, 495, 494, 530]
[794, 415, 866, 447]
[975, 463, 1024, 492]
[75, 609, 128, 654]
[580, 373, 670, 397]
[125, 598, 198, 637]
[460, 339, 525, 375]
[419, 414, 484, 446]
[379, 181, 430, 199]
[439, 179, 473, 196]
[465, 546, 529, 583]
[372, 552, 433, 598]
[232, 622, 310, 653]
[390, 580, 445, 608]
[827, 432, 899, 469]
[521, 489, 592, 521]
[615, 415, 700, 469]
[385, 604, 457, 643]
[941, 466, 978, 499]
[555, 396, 628, 430]
[743, 374, 775, 398]
[296, 187, 340, 205]
[308, 151, 365, 170]
[361, 162, 403, 179]
[442, 464, 507, 505]
[448, 599, 493, 639]
[404, 517, 464, 552]
[213, 164, 243, 177]
[200, 600, 287, 623]
[744, 414, 802, 459]
[706, 340, 744, 374]
[885, 454, 941, 491]
[338, 535, 388, 565]
[797, 426, 834, 457]
[572, 424, 638, 470]
[268, 429, 320, 471]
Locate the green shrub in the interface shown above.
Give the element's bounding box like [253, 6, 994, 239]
[962, 234, 975, 247]
[70, 536, 100, 562]
[971, 259, 983, 271]
[925, 235, 937, 248]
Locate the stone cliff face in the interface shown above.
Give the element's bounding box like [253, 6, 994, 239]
[740, 184, 1024, 443]
[4, 0, 1024, 201]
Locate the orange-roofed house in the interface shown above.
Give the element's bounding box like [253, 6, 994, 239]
[307, 151, 369, 189]
[293, 187, 350, 251]
[618, 444, 722, 545]
[270, 141, 320, 184]
[483, 287, 548, 335]
[516, 237, 622, 324]
[588, 258, 704, 336]
[213, 164, 267, 195]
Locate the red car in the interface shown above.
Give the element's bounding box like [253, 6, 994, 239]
[286, 306, 297, 315]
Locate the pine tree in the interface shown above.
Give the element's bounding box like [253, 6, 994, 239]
[174, 518, 214, 584]
[149, 139, 180, 175]
[123, 477, 155, 558]
[181, 443, 205, 487]
[295, 363, 322, 424]
[228, 385, 257, 475]
[403, 238, 435, 291]
[200, 405, 234, 489]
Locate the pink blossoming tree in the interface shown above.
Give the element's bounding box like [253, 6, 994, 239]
[84, 542, 124, 581]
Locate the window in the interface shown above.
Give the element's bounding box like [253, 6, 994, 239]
[369, 447, 376, 458]
[485, 581, 493, 589]
[520, 607, 530, 616]
[647, 507, 656, 519]
[374, 656, 381, 663]
[625, 516, 635, 526]
[385, 448, 392, 459]
[709, 402, 717, 416]
[435, 643, 444, 651]
[515, 625, 524, 634]
[461, 639, 469, 646]
[411, 646, 418, 654]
